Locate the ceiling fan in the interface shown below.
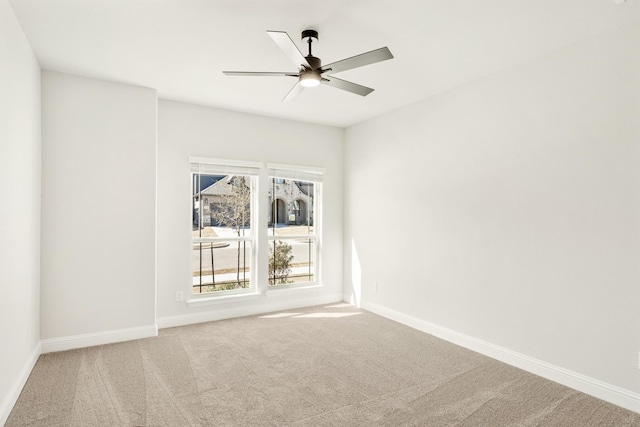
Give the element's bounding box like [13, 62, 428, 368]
[223, 29, 393, 101]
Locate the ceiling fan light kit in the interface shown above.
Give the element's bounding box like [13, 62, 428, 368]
[223, 28, 393, 101]
[300, 71, 322, 87]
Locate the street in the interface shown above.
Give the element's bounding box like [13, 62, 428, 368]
[192, 238, 314, 281]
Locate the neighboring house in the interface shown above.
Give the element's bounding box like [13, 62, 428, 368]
[193, 175, 314, 227]
[268, 178, 314, 226]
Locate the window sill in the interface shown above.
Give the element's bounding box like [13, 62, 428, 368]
[264, 283, 323, 297]
[187, 291, 262, 307]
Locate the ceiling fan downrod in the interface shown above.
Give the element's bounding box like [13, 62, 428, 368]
[301, 29, 320, 70]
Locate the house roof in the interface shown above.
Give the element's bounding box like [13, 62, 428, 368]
[199, 176, 244, 197]
[198, 176, 314, 199]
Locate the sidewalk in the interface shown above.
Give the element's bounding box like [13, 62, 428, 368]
[193, 265, 314, 286]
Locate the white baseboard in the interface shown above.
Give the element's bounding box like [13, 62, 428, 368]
[0, 340, 41, 426]
[157, 293, 343, 329]
[361, 300, 640, 414]
[40, 324, 158, 354]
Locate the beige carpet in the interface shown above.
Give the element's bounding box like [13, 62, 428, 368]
[6, 304, 640, 426]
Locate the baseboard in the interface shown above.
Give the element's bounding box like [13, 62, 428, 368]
[40, 324, 158, 354]
[0, 340, 41, 426]
[157, 293, 343, 329]
[361, 300, 640, 414]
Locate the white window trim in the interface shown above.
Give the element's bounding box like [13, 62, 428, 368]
[187, 291, 262, 307]
[267, 163, 325, 183]
[264, 284, 324, 297]
[266, 162, 326, 174]
[190, 156, 262, 170]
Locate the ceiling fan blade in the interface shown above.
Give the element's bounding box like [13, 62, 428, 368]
[223, 71, 298, 77]
[282, 82, 305, 102]
[321, 47, 393, 75]
[322, 76, 374, 96]
[267, 31, 311, 70]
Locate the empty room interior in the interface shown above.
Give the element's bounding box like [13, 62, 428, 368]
[2, 0, 640, 425]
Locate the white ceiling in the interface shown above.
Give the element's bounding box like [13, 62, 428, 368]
[9, 0, 640, 127]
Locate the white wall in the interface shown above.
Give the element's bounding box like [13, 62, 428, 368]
[0, 0, 41, 423]
[157, 100, 343, 324]
[344, 21, 640, 402]
[40, 71, 157, 345]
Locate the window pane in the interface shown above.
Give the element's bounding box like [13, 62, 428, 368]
[192, 173, 253, 294]
[268, 177, 314, 236]
[193, 240, 252, 293]
[268, 238, 315, 286]
[193, 174, 251, 235]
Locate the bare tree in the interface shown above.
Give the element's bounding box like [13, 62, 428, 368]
[213, 176, 251, 288]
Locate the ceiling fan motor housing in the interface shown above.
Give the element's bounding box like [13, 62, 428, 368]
[305, 55, 321, 70]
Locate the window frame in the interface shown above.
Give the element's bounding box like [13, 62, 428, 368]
[189, 158, 260, 299]
[186, 157, 325, 304]
[267, 176, 321, 289]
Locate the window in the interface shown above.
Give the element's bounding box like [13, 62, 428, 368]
[191, 160, 258, 295]
[267, 165, 322, 288]
[189, 158, 323, 299]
